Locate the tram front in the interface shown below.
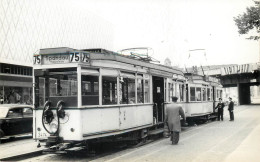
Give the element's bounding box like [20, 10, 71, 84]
[33, 48, 84, 149]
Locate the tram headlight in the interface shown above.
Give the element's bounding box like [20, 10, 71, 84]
[50, 123, 58, 133]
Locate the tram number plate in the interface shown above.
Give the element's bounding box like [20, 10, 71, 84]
[70, 53, 90, 63]
[33, 55, 41, 64]
[70, 52, 80, 62]
[81, 53, 90, 63]
[37, 132, 47, 138]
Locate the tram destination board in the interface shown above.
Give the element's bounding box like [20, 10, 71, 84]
[33, 52, 90, 65]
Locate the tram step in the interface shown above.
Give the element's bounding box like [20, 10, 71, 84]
[149, 128, 164, 135]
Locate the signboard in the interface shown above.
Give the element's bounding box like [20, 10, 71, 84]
[33, 52, 90, 65]
[221, 64, 251, 75]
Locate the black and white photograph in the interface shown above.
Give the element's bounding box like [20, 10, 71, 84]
[0, 0, 259, 161]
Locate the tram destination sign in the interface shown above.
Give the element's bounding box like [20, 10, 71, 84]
[34, 52, 90, 65]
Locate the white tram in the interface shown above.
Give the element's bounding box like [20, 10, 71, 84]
[183, 73, 222, 122]
[32, 47, 221, 151]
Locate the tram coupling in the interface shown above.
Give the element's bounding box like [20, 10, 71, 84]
[46, 135, 63, 147]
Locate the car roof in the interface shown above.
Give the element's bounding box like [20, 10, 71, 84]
[0, 104, 33, 109]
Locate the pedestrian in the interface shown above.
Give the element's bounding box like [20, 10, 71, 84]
[215, 98, 225, 121]
[165, 96, 186, 145]
[228, 97, 234, 121]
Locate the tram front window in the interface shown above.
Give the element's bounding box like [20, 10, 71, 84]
[82, 75, 99, 105]
[34, 68, 78, 108]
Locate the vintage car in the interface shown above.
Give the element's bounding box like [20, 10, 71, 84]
[0, 104, 33, 139]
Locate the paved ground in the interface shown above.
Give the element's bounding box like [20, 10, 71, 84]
[92, 105, 260, 162]
[0, 135, 43, 159]
[1, 105, 260, 162]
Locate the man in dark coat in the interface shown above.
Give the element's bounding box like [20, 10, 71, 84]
[165, 97, 186, 145]
[215, 98, 225, 121]
[228, 97, 234, 121]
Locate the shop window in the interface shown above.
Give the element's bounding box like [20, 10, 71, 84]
[102, 76, 117, 105]
[190, 87, 196, 101]
[82, 75, 99, 105]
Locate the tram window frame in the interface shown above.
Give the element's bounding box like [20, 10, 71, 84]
[190, 87, 196, 101]
[168, 82, 173, 102]
[144, 79, 150, 103]
[196, 87, 202, 101]
[119, 72, 136, 104]
[176, 83, 180, 102]
[202, 87, 206, 101]
[102, 76, 117, 105]
[137, 75, 144, 103]
[207, 88, 211, 101]
[82, 75, 99, 106]
[179, 83, 185, 102]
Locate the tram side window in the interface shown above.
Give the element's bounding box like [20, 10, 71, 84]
[82, 75, 99, 105]
[207, 88, 211, 101]
[120, 78, 136, 104]
[144, 80, 150, 103]
[175, 83, 179, 101]
[168, 83, 173, 102]
[217, 90, 223, 99]
[102, 76, 117, 105]
[190, 87, 196, 101]
[137, 78, 144, 103]
[196, 87, 202, 101]
[202, 88, 206, 101]
[179, 84, 184, 102]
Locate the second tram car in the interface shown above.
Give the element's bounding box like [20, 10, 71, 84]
[32, 47, 222, 152]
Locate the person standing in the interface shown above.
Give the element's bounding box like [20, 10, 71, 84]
[215, 98, 225, 121]
[228, 97, 234, 121]
[165, 96, 186, 145]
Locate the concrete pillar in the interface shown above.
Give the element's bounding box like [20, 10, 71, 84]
[237, 83, 240, 106]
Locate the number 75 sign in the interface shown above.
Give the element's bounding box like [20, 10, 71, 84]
[70, 52, 90, 63]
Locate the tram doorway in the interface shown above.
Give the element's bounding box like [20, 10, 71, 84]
[152, 76, 164, 123]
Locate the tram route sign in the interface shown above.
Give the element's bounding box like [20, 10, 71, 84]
[34, 52, 90, 65]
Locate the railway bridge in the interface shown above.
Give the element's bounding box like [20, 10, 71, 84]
[194, 63, 260, 105]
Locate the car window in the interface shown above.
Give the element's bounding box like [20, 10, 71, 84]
[23, 107, 33, 117]
[7, 108, 23, 118]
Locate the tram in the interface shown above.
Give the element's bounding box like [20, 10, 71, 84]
[183, 73, 222, 123]
[32, 47, 221, 152]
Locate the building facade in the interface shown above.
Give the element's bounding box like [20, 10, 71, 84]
[0, 0, 114, 104]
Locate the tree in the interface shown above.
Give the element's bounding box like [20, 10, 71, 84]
[233, 1, 260, 40]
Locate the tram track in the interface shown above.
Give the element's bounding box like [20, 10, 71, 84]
[0, 106, 250, 161]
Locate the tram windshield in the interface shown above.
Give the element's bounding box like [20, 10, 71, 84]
[34, 68, 78, 108]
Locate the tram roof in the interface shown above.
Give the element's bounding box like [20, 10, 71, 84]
[38, 47, 184, 76]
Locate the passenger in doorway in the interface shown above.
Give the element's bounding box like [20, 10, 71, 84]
[215, 98, 225, 121]
[165, 97, 186, 145]
[228, 97, 234, 121]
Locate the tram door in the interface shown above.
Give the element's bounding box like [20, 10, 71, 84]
[152, 76, 164, 123]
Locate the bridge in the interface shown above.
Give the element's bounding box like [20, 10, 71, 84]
[190, 63, 260, 105]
